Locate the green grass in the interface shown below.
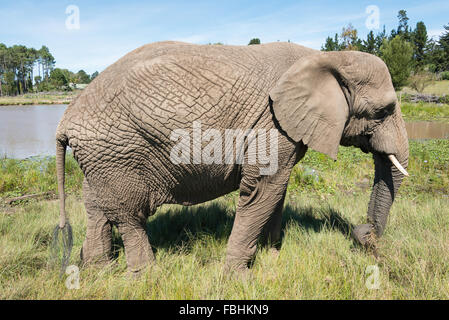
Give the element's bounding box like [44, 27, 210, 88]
[0, 140, 448, 299]
[401, 102, 449, 123]
[401, 80, 449, 96]
[0, 155, 83, 199]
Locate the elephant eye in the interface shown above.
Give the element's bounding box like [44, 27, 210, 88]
[375, 103, 395, 120]
[376, 109, 388, 119]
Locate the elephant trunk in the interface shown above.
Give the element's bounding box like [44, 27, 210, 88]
[367, 150, 408, 237]
[353, 110, 409, 245]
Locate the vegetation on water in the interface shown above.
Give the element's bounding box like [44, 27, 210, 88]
[0, 140, 448, 299]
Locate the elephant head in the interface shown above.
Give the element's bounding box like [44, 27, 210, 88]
[269, 51, 409, 245]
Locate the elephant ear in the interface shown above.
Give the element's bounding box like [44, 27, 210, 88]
[269, 52, 349, 160]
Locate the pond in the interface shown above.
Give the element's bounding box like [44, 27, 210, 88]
[405, 121, 449, 140]
[0, 105, 67, 159]
[0, 105, 448, 159]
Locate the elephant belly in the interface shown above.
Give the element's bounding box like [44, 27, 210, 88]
[166, 163, 242, 206]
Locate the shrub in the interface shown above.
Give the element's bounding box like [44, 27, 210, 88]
[408, 71, 435, 93]
[380, 36, 414, 90]
[441, 71, 449, 80]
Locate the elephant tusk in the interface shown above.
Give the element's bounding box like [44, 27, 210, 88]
[388, 155, 409, 176]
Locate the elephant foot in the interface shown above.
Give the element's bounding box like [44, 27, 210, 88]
[352, 224, 376, 246]
[223, 262, 252, 282]
[80, 244, 113, 267]
[352, 224, 379, 258]
[127, 264, 152, 279]
[117, 222, 155, 274]
[224, 255, 251, 274]
[268, 247, 280, 259]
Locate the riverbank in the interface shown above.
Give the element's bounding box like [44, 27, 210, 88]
[0, 91, 79, 106]
[1, 140, 448, 299]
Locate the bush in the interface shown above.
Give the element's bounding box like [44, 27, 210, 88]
[441, 71, 449, 80]
[380, 36, 414, 90]
[408, 71, 435, 93]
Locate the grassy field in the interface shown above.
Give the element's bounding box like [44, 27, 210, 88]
[1, 139, 448, 299]
[401, 80, 449, 96]
[401, 102, 449, 123]
[0, 91, 79, 106]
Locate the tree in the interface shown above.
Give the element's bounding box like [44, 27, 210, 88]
[76, 70, 90, 84]
[397, 10, 410, 41]
[408, 71, 435, 93]
[362, 31, 376, 54]
[50, 68, 68, 89]
[248, 38, 261, 45]
[322, 33, 340, 51]
[340, 24, 361, 51]
[374, 26, 387, 55]
[413, 21, 428, 68]
[90, 71, 99, 81]
[380, 36, 414, 89]
[38, 46, 55, 80]
[438, 23, 449, 71]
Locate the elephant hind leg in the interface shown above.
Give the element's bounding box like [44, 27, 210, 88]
[116, 213, 155, 274]
[81, 179, 113, 266]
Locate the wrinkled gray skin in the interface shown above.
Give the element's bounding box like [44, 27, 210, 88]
[56, 41, 409, 273]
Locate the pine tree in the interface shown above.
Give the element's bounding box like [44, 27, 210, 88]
[397, 10, 411, 41]
[375, 26, 387, 55]
[413, 21, 428, 68]
[438, 24, 449, 71]
[362, 31, 376, 54]
[321, 34, 340, 51]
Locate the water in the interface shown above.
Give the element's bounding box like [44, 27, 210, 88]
[0, 105, 67, 159]
[405, 121, 449, 140]
[0, 105, 448, 159]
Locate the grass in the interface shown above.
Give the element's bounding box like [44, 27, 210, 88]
[400, 102, 449, 123]
[0, 91, 79, 106]
[0, 140, 448, 299]
[401, 80, 449, 96]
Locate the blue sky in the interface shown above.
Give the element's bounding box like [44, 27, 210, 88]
[1, 0, 448, 74]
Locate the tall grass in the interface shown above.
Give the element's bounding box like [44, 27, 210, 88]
[0, 155, 83, 199]
[0, 140, 448, 299]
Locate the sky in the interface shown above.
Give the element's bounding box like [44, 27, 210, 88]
[1, 0, 448, 74]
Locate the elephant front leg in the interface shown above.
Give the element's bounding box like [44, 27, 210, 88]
[225, 168, 290, 271]
[260, 192, 286, 252]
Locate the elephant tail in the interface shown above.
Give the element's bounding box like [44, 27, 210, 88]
[56, 134, 68, 228]
[51, 134, 73, 273]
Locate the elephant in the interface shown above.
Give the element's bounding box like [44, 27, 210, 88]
[55, 41, 409, 274]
